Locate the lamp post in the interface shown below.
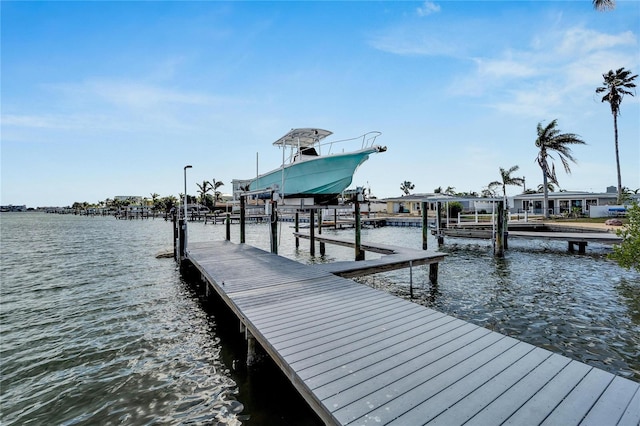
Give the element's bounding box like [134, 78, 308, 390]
[183, 165, 192, 254]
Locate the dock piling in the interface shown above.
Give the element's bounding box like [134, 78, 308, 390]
[355, 188, 364, 261]
[495, 201, 505, 257]
[240, 195, 246, 244]
[436, 202, 444, 245]
[421, 202, 428, 250]
[270, 199, 278, 254]
[429, 263, 439, 284]
[246, 332, 257, 367]
[318, 209, 325, 256]
[309, 209, 315, 256]
[295, 212, 300, 248]
[409, 260, 413, 298]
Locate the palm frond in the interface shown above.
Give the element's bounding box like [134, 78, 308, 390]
[593, 0, 615, 11]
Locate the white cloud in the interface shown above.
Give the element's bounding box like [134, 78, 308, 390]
[369, 28, 459, 56]
[417, 1, 440, 17]
[455, 27, 639, 118]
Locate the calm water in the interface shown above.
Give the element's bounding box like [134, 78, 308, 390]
[1, 213, 639, 425]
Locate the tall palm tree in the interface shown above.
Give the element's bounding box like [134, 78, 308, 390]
[596, 67, 638, 204]
[535, 120, 586, 218]
[210, 179, 225, 209]
[196, 180, 212, 208]
[593, 0, 615, 11]
[488, 165, 524, 208]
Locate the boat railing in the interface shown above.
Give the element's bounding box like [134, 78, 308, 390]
[319, 131, 382, 155]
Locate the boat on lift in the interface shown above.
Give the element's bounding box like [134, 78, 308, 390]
[234, 128, 386, 204]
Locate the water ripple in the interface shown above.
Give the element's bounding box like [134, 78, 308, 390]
[1, 214, 241, 425]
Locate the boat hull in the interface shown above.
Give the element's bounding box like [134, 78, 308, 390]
[249, 148, 377, 198]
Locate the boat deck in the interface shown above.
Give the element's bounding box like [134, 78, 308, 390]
[186, 240, 640, 425]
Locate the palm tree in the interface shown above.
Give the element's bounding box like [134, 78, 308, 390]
[444, 186, 457, 196]
[488, 165, 524, 208]
[481, 187, 497, 198]
[400, 181, 415, 195]
[596, 67, 638, 204]
[537, 182, 556, 193]
[535, 120, 586, 218]
[196, 180, 212, 207]
[210, 179, 225, 209]
[593, 0, 615, 11]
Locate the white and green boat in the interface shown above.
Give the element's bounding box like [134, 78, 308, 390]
[235, 128, 386, 204]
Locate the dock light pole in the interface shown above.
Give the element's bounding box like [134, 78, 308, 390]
[183, 165, 192, 255]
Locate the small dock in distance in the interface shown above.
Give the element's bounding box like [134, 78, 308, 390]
[431, 223, 622, 253]
[185, 240, 640, 425]
[293, 231, 445, 279]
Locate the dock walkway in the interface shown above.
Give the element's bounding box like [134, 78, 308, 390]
[186, 240, 639, 425]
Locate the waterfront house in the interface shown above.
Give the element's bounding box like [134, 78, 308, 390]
[511, 187, 639, 217]
[383, 194, 494, 216]
[384, 194, 437, 215]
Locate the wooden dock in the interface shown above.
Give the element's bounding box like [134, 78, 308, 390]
[186, 240, 639, 425]
[293, 232, 446, 279]
[436, 228, 622, 253]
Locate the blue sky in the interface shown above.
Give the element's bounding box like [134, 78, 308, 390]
[2, 1, 639, 207]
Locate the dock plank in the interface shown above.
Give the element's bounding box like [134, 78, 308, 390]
[186, 240, 640, 425]
[582, 376, 640, 425]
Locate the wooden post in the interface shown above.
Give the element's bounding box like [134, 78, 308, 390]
[246, 332, 256, 367]
[240, 195, 246, 244]
[309, 209, 315, 256]
[172, 210, 178, 261]
[568, 241, 587, 254]
[225, 213, 231, 241]
[178, 218, 186, 263]
[436, 202, 444, 245]
[409, 260, 413, 298]
[270, 200, 278, 254]
[355, 188, 364, 261]
[495, 201, 505, 257]
[421, 201, 428, 250]
[429, 263, 439, 284]
[295, 211, 300, 248]
[503, 204, 509, 250]
[319, 209, 325, 256]
[334, 208, 337, 229]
